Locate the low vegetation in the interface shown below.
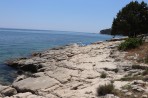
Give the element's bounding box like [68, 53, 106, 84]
[118, 38, 143, 50]
[120, 75, 143, 81]
[132, 65, 148, 70]
[97, 83, 115, 96]
[124, 42, 148, 64]
[142, 69, 148, 76]
[144, 55, 148, 64]
[119, 66, 148, 81]
[119, 84, 148, 98]
[100, 72, 107, 78]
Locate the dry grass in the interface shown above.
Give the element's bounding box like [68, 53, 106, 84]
[125, 42, 148, 64]
[116, 42, 148, 98]
[117, 90, 148, 98]
[114, 84, 148, 98]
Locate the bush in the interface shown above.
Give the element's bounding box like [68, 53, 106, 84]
[118, 38, 143, 50]
[97, 83, 114, 96]
[100, 72, 107, 78]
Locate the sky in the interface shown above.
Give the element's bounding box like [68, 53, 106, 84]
[0, 0, 147, 33]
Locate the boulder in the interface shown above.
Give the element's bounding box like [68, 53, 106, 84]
[1, 87, 17, 96]
[0, 85, 17, 97]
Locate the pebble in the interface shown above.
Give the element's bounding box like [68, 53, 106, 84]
[134, 95, 138, 98]
[125, 92, 132, 96]
[142, 95, 148, 98]
[122, 89, 128, 93]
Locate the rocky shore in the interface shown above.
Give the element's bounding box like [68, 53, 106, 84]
[0, 40, 148, 98]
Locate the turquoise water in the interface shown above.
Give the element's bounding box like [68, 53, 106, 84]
[0, 28, 113, 85]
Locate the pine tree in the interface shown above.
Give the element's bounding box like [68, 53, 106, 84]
[111, 1, 148, 37]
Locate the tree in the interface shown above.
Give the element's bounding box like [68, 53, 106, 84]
[111, 1, 148, 37]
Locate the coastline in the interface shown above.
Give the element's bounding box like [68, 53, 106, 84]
[0, 39, 148, 98]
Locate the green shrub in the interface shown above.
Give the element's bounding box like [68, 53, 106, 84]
[100, 72, 107, 78]
[118, 38, 143, 50]
[97, 83, 115, 96]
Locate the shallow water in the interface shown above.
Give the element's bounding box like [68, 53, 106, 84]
[0, 28, 113, 85]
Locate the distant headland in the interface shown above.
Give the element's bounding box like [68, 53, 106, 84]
[100, 28, 111, 35]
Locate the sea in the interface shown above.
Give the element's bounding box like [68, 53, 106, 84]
[0, 28, 114, 85]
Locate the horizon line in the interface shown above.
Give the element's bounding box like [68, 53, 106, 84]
[0, 27, 97, 34]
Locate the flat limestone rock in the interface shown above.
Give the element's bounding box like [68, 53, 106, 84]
[4, 92, 46, 98]
[52, 89, 96, 98]
[13, 76, 59, 92]
[5, 41, 137, 97]
[45, 67, 79, 84]
[79, 70, 100, 79]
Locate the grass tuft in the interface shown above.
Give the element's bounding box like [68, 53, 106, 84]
[97, 83, 115, 96]
[100, 72, 107, 78]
